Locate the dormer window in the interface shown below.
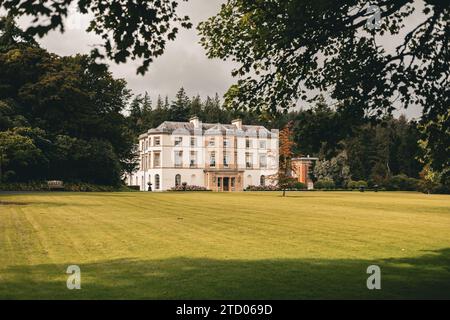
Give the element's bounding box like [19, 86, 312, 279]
[174, 137, 183, 146]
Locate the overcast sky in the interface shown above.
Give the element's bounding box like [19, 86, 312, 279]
[14, 0, 424, 119]
[28, 0, 235, 105]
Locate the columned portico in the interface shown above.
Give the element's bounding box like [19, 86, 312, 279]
[204, 170, 244, 192]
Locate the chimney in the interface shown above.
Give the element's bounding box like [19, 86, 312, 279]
[231, 118, 242, 130]
[189, 116, 201, 128]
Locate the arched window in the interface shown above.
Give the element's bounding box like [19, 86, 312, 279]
[175, 174, 181, 187]
[260, 175, 265, 186]
[155, 174, 160, 190]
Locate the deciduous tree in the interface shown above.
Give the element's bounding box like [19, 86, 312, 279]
[277, 121, 296, 196]
[0, 0, 192, 74]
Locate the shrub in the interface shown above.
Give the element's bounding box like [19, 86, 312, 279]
[64, 183, 135, 192]
[315, 178, 335, 190]
[417, 179, 450, 194]
[293, 182, 306, 190]
[385, 174, 419, 191]
[0, 181, 135, 192]
[357, 180, 368, 188]
[169, 185, 211, 191]
[347, 180, 367, 190]
[0, 181, 49, 191]
[347, 180, 358, 189]
[245, 185, 280, 191]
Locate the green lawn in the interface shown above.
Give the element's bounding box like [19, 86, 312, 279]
[0, 191, 449, 299]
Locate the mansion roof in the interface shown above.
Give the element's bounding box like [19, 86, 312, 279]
[139, 121, 279, 139]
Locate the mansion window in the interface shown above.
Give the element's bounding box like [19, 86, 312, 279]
[208, 138, 215, 147]
[190, 137, 196, 147]
[259, 140, 266, 149]
[190, 151, 197, 167]
[154, 152, 161, 168]
[223, 153, 230, 167]
[223, 138, 230, 148]
[175, 174, 181, 187]
[259, 154, 267, 168]
[245, 153, 253, 169]
[260, 175, 266, 186]
[209, 151, 216, 167]
[155, 174, 160, 190]
[246, 138, 251, 148]
[174, 137, 183, 146]
[141, 155, 147, 171]
[154, 137, 161, 146]
[174, 151, 183, 167]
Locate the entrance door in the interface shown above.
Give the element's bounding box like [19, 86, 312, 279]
[217, 177, 222, 191]
[223, 177, 230, 191]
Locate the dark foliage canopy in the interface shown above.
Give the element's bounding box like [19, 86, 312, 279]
[0, 17, 134, 184]
[198, 0, 449, 183]
[199, 0, 448, 114]
[0, 1, 447, 188]
[0, 0, 192, 74]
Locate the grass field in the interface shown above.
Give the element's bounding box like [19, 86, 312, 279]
[0, 191, 449, 299]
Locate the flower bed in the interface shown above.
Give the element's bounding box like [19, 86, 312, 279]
[245, 185, 280, 191]
[168, 185, 211, 191]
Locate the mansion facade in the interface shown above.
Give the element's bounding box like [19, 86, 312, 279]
[127, 117, 279, 191]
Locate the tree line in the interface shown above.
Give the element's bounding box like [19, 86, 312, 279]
[127, 87, 435, 191]
[0, 17, 133, 186]
[0, 17, 447, 193]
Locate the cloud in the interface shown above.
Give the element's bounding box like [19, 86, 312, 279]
[9, 0, 424, 119]
[23, 0, 235, 105]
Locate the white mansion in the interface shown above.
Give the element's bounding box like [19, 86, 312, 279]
[127, 117, 279, 191]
